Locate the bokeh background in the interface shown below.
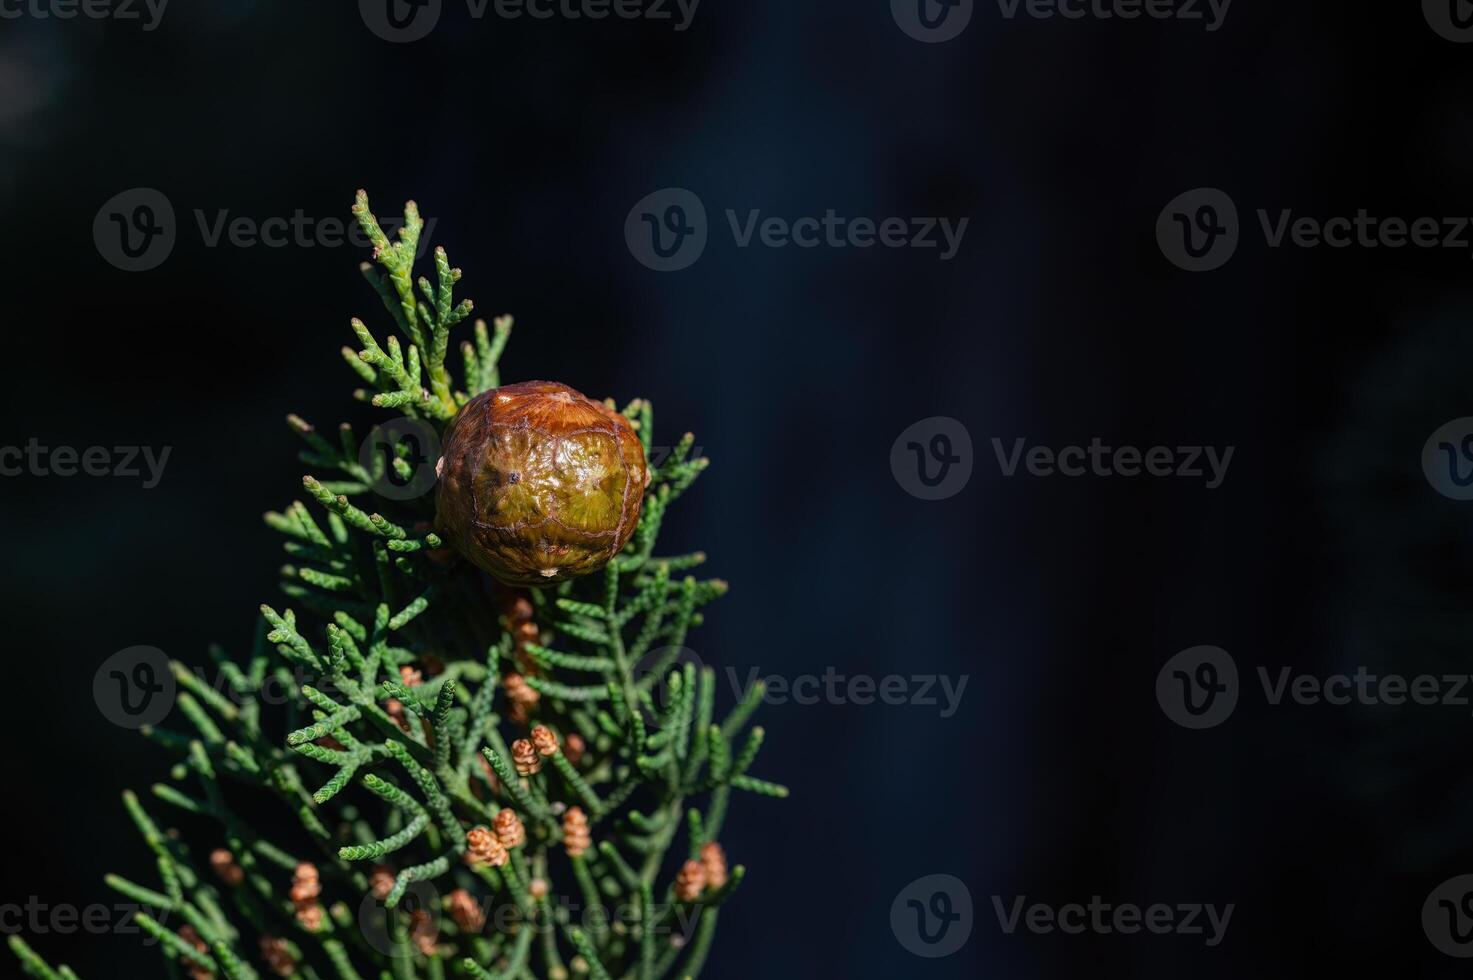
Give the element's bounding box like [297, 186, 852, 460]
[5, 1, 1473, 976]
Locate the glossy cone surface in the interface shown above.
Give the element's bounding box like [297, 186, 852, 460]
[436, 381, 649, 584]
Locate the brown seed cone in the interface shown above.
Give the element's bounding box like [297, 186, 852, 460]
[209, 848, 243, 887]
[409, 908, 438, 955]
[699, 841, 728, 890]
[292, 863, 320, 892]
[564, 732, 586, 766]
[503, 673, 540, 707]
[435, 381, 649, 585]
[179, 924, 211, 979]
[370, 866, 395, 901]
[466, 826, 508, 868]
[448, 889, 485, 933]
[511, 738, 541, 776]
[530, 725, 559, 757]
[295, 903, 324, 931]
[493, 808, 526, 849]
[260, 936, 295, 978]
[385, 697, 411, 733]
[674, 859, 707, 902]
[503, 673, 539, 724]
[504, 594, 535, 625]
[400, 665, 423, 687]
[562, 806, 592, 858]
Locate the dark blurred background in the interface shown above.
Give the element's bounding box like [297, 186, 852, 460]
[5, 1, 1473, 976]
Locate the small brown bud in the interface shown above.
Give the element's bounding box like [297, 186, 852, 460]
[506, 595, 534, 624]
[531, 725, 560, 757]
[564, 732, 586, 766]
[400, 665, 423, 687]
[295, 903, 324, 931]
[511, 738, 542, 776]
[503, 673, 540, 705]
[466, 826, 508, 868]
[290, 863, 323, 930]
[260, 935, 296, 977]
[699, 842, 728, 890]
[448, 888, 485, 933]
[529, 877, 550, 900]
[503, 673, 540, 725]
[562, 806, 592, 859]
[370, 866, 395, 901]
[385, 697, 411, 733]
[674, 859, 706, 902]
[209, 848, 243, 887]
[494, 808, 526, 849]
[177, 924, 211, 980]
[409, 908, 438, 955]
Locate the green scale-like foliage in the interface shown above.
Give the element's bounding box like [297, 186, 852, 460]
[11, 194, 784, 980]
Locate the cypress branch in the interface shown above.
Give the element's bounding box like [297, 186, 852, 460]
[11, 193, 782, 980]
